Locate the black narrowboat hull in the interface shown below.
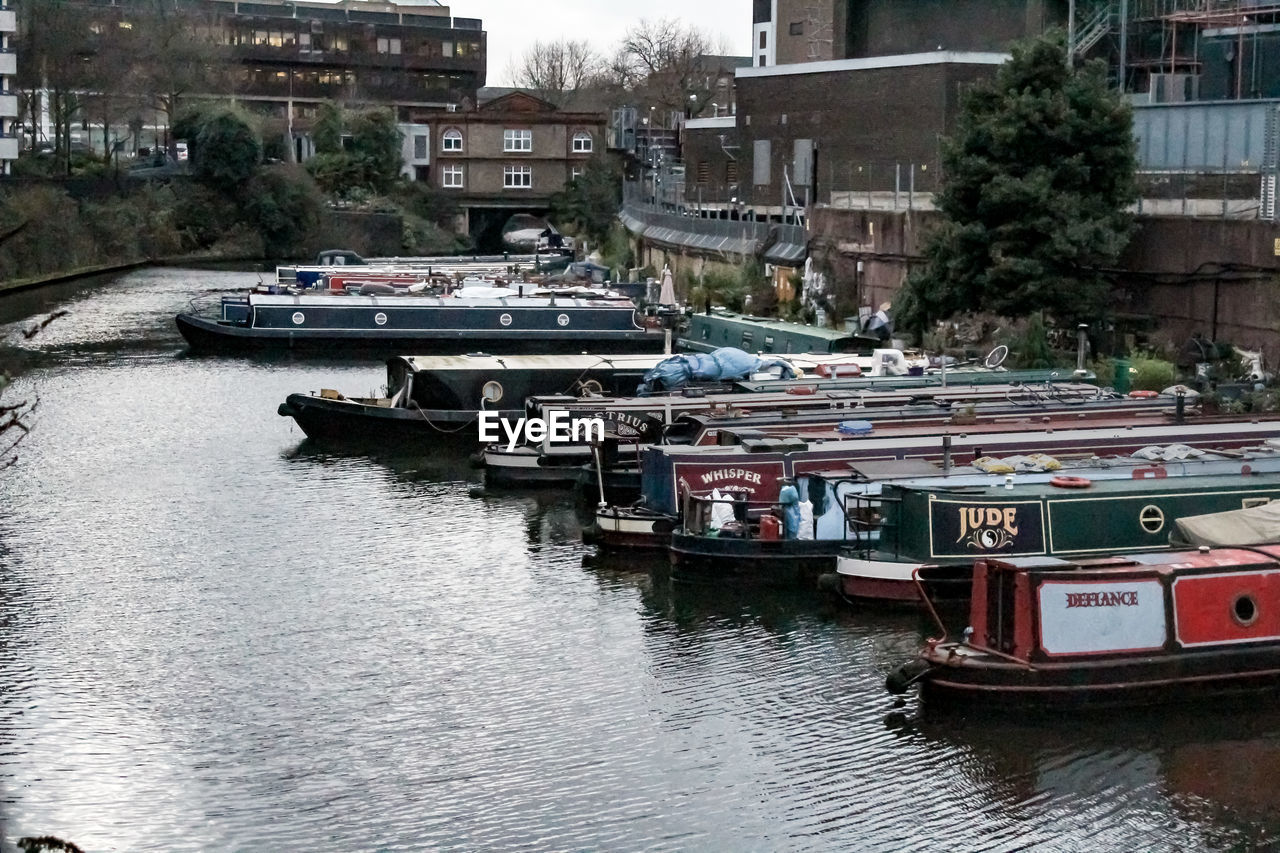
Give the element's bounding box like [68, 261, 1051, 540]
[176, 313, 665, 355]
[278, 393, 515, 444]
[916, 647, 1280, 712]
[668, 533, 842, 586]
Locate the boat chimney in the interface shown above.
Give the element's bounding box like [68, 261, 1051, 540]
[1076, 324, 1089, 375]
[1175, 388, 1186, 424]
[942, 435, 952, 475]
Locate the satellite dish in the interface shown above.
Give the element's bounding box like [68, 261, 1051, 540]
[984, 345, 1009, 370]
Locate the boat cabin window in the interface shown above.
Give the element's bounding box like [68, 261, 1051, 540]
[741, 331, 753, 349]
[1244, 498, 1273, 509]
[763, 335, 774, 353]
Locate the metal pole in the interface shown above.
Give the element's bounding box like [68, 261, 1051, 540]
[909, 164, 915, 211]
[1119, 0, 1129, 92]
[894, 163, 900, 210]
[1067, 0, 1076, 67]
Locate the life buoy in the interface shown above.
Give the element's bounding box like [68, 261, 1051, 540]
[1129, 390, 1159, 399]
[1051, 476, 1092, 488]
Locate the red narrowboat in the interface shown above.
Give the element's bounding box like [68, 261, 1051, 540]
[888, 545, 1280, 710]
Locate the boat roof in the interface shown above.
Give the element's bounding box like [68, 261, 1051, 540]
[990, 545, 1280, 572]
[249, 294, 635, 308]
[393, 353, 667, 372]
[890, 469, 1280, 498]
[690, 310, 874, 342]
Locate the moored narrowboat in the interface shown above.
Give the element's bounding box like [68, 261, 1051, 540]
[887, 546, 1280, 710]
[837, 470, 1280, 605]
[176, 291, 664, 355]
[278, 353, 671, 443]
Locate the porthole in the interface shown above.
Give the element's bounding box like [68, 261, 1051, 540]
[557, 314, 570, 327]
[499, 313, 513, 327]
[1233, 593, 1259, 627]
[1139, 505, 1165, 534]
[481, 380, 504, 403]
[374, 312, 388, 326]
[292, 312, 305, 325]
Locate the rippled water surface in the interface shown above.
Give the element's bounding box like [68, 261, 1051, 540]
[0, 269, 1278, 851]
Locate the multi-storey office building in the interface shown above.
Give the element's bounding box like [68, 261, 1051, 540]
[0, 3, 15, 172]
[16, 0, 484, 156]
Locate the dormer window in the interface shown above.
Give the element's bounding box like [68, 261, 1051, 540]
[442, 128, 463, 152]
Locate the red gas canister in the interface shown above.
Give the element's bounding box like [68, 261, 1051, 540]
[758, 514, 781, 541]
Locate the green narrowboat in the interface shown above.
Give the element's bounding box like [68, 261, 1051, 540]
[835, 473, 1280, 604]
[680, 309, 880, 355]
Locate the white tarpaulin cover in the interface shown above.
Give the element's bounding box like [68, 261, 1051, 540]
[1171, 501, 1280, 547]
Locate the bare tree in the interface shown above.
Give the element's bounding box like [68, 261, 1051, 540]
[507, 39, 602, 104]
[125, 0, 228, 158]
[615, 18, 728, 118]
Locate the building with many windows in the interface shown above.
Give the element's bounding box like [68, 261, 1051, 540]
[17, 0, 485, 158]
[416, 90, 606, 240]
[0, 4, 14, 172]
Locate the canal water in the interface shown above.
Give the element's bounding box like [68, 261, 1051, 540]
[0, 268, 1278, 851]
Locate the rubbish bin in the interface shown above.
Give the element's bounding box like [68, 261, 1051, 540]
[1113, 358, 1131, 395]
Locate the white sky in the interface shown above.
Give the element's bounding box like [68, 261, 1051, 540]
[451, 0, 753, 86]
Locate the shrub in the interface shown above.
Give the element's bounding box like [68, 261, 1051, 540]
[1130, 355, 1177, 391]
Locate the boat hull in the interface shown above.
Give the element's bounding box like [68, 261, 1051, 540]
[668, 533, 841, 585]
[176, 313, 665, 355]
[917, 647, 1280, 711]
[278, 393, 509, 444]
[587, 507, 677, 549]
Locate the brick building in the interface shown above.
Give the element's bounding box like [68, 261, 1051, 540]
[686, 0, 1067, 215]
[415, 91, 606, 239]
[752, 0, 1065, 68]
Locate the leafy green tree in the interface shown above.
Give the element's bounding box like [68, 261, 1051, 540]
[900, 33, 1137, 334]
[312, 102, 344, 155]
[193, 108, 262, 189]
[347, 108, 402, 193]
[550, 153, 622, 248]
[240, 164, 325, 259]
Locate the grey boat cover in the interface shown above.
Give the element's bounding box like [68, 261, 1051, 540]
[1170, 501, 1280, 547]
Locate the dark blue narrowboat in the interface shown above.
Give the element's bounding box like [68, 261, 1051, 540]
[176, 291, 665, 354]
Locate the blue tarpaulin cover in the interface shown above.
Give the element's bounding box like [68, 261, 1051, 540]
[638, 348, 799, 394]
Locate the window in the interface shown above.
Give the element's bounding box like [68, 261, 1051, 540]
[442, 164, 464, 188]
[413, 134, 427, 160]
[759, 31, 767, 49]
[726, 160, 738, 184]
[741, 332, 753, 349]
[758, 54, 767, 66]
[377, 37, 401, 55]
[571, 166, 584, 181]
[789, 21, 804, 35]
[572, 132, 593, 153]
[442, 40, 453, 57]
[697, 162, 709, 184]
[504, 129, 532, 152]
[504, 165, 532, 189]
[764, 335, 775, 353]
[442, 129, 463, 152]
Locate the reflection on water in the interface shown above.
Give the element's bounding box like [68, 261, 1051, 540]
[0, 268, 1276, 850]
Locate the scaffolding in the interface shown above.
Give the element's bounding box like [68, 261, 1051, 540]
[1075, 0, 1280, 96]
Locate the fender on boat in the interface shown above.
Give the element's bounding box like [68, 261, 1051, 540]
[885, 658, 934, 695]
